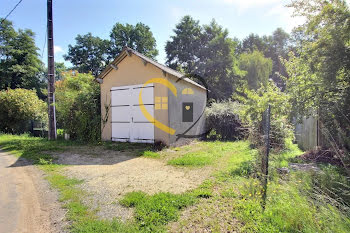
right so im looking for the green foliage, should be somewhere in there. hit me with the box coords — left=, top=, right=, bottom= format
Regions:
left=285, top=0, right=350, bottom=166
left=232, top=173, right=350, bottom=233
left=239, top=50, right=273, bottom=90
left=237, top=28, right=291, bottom=89
left=0, top=19, right=44, bottom=97
left=64, top=33, right=110, bottom=76
left=230, top=160, right=256, bottom=177
left=235, top=81, right=293, bottom=149
left=0, top=89, right=47, bottom=133
left=54, top=62, right=68, bottom=81
left=165, top=15, right=202, bottom=72
left=238, top=33, right=269, bottom=54
left=55, top=72, right=100, bottom=142
left=64, top=22, right=158, bottom=75
left=166, top=16, right=241, bottom=99
left=205, top=100, right=247, bottom=140
left=109, top=22, right=158, bottom=60
left=310, top=165, right=350, bottom=213
left=120, top=191, right=196, bottom=232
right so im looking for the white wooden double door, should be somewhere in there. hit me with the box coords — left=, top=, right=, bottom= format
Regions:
left=111, top=84, right=154, bottom=143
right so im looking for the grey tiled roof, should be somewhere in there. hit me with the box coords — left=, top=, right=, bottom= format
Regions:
left=98, top=47, right=206, bottom=90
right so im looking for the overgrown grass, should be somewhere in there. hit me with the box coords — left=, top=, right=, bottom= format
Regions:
left=230, top=172, right=350, bottom=233
left=171, top=139, right=350, bottom=232
left=270, top=139, right=304, bottom=168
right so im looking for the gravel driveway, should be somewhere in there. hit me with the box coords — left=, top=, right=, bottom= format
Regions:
left=52, top=147, right=209, bottom=220
left=0, top=150, right=66, bottom=233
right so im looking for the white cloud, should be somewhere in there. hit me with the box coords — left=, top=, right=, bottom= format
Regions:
left=54, top=45, right=64, bottom=54
left=265, top=3, right=306, bottom=32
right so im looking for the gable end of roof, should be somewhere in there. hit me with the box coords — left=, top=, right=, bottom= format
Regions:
left=98, top=47, right=206, bottom=90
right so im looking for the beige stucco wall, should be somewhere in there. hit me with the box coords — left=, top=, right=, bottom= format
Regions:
left=100, top=54, right=170, bottom=145
left=167, top=75, right=207, bottom=145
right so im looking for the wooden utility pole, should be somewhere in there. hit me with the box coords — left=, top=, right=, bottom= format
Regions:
left=47, top=0, right=57, bottom=140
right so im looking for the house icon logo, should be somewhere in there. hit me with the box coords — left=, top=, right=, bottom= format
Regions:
left=139, top=74, right=209, bottom=141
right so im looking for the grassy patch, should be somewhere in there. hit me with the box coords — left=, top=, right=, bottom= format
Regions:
left=119, top=191, right=147, bottom=207
left=0, top=133, right=77, bottom=164
left=141, top=150, right=160, bottom=159
left=270, top=139, right=304, bottom=168
left=168, top=151, right=214, bottom=166
left=167, top=141, right=252, bottom=167
left=120, top=191, right=196, bottom=232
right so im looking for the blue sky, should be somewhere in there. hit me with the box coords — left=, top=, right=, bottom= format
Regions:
left=1, top=0, right=305, bottom=66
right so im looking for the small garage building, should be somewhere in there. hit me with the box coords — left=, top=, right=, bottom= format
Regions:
left=98, top=47, right=207, bottom=146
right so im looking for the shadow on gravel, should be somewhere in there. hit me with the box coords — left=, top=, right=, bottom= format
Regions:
left=0, top=136, right=163, bottom=167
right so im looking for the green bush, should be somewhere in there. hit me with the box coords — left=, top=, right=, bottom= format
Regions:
left=205, top=101, right=247, bottom=140
left=0, top=88, right=47, bottom=133
left=56, top=71, right=100, bottom=142
left=234, top=82, right=294, bottom=150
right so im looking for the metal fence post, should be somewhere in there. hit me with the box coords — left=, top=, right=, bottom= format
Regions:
left=262, top=104, right=271, bottom=210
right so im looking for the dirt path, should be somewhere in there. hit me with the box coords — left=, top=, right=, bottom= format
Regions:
left=53, top=148, right=211, bottom=220
left=0, top=150, right=66, bottom=233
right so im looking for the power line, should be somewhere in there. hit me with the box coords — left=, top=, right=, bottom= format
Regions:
left=0, top=0, right=24, bottom=24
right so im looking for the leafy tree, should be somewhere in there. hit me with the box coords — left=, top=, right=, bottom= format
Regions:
left=65, top=23, right=158, bottom=75
left=55, top=71, right=100, bottom=142
left=237, top=33, right=269, bottom=54
left=54, top=62, right=67, bottom=80
left=109, top=22, right=158, bottom=60
left=239, top=50, right=273, bottom=90
left=198, top=20, right=241, bottom=99
left=0, top=88, right=47, bottom=133
left=166, top=17, right=242, bottom=99
left=238, top=29, right=291, bottom=89
left=0, top=19, right=44, bottom=95
left=64, top=33, right=109, bottom=76
left=285, top=0, right=350, bottom=166
left=266, top=28, right=290, bottom=89
left=234, top=81, right=293, bottom=150
left=166, top=16, right=202, bottom=72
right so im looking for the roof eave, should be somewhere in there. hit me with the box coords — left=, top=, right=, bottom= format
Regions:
left=98, top=50, right=128, bottom=79
left=97, top=47, right=207, bottom=91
